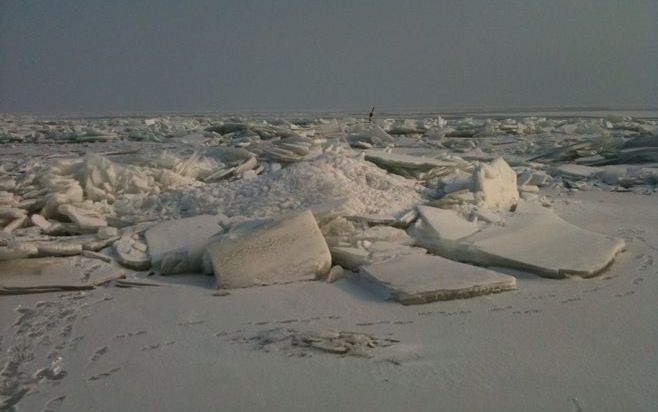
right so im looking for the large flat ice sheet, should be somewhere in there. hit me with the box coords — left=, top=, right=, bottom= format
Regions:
left=361, top=254, right=516, bottom=305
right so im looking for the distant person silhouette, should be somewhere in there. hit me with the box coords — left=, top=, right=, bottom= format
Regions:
left=368, top=107, right=375, bottom=123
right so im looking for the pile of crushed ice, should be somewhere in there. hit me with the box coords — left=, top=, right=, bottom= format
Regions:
left=156, top=149, right=423, bottom=219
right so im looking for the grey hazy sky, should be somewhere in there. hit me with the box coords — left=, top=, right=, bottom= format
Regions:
left=1, top=0, right=657, bottom=114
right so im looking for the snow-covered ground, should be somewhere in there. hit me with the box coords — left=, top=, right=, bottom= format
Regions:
left=1, top=111, right=657, bottom=411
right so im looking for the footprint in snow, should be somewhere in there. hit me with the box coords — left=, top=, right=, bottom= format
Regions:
left=89, top=346, right=108, bottom=363
left=88, top=367, right=120, bottom=382
left=42, top=395, right=66, bottom=412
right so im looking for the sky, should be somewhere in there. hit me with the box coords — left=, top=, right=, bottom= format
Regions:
left=1, top=0, right=657, bottom=114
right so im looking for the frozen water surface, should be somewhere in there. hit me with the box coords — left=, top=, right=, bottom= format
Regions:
left=1, top=110, right=657, bottom=411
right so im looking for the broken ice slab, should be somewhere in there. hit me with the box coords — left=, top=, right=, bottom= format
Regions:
left=205, top=210, right=331, bottom=289
left=366, top=241, right=427, bottom=263
left=0, top=256, right=124, bottom=294
left=114, top=235, right=151, bottom=271
left=145, top=214, right=225, bottom=275
left=345, top=208, right=419, bottom=229
left=326, top=265, right=346, bottom=283
left=428, top=189, right=476, bottom=208
left=0, top=206, right=27, bottom=220
left=329, top=241, right=427, bottom=272
left=235, top=156, right=258, bottom=174
left=554, top=164, right=604, bottom=179
left=347, top=125, right=395, bottom=147
left=361, top=254, right=516, bottom=305
left=58, top=204, right=108, bottom=230
left=30, top=214, right=53, bottom=231
left=465, top=204, right=625, bottom=278
left=599, top=165, right=629, bottom=185
left=354, top=226, right=414, bottom=245
left=2, top=215, right=28, bottom=234
left=364, top=151, right=456, bottom=176
left=0, top=175, right=17, bottom=191
left=409, top=206, right=479, bottom=259
left=516, top=170, right=553, bottom=187
left=410, top=203, right=625, bottom=279
left=203, top=167, right=236, bottom=182
left=329, top=246, right=371, bottom=271
left=0, top=243, right=39, bottom=261
left=345, top=214, right=398, bottom=226
left=262, top=145, right=304, bottom=163
left=586, top=147, right=658, bottom=166
left=36, top=241, right=83, bottom=257
left=309, top=198, right=352, bottom=225
left=526, top=142, right=593, bottom=163
left=351, top=141, right=373, bottom=149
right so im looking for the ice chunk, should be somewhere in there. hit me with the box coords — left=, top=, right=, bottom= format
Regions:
left=600, top=166, right=628, bottom=185
left=0, top=256, right=124, bottom=294
left=0, top=243, right=39, bottom=261
left=326, top=265, right=346, bottom=283
left=40, top=176, right=85, bottom=218
left=518, top=185, right=539, bottom=193
left=354, top=226, right=414, bottom=245
left=58, top=204, right=108, bottom=230
left=361, top=254, right=516, bottom=305
left=329, top=246, right=371, bottom=270
left=330, top=239, right=427, bottom=271
left=3, top=215, right=27, bottom=234
left=205, top=210, right=331, bottom=288
left=518, top=185, right=540, bottom=200
left=347, top=124, right=395, bottom=147
left=145, top=214, right=224, bottom=274
left=97, top=226, right=119, bottom=239
left=203, top=167, right=236, bottom=182
left=37, top=241, right=83, bottom=257
left=555, top=164, right=604, bottom=179
left=82, top=250, right=112, bottom=263
left=473, top=206, right=501, bottom=224
left=440, top=169, right=474, bottom=194
left=364, top=151, right=455, bottom=177
left=346, top=214, right=398, bottom=226
left=366, top=241, right=427, bottom=263
left=430, top=189, right=476, bottom=208
left=387, top=119, right=427, bottom=135
left=31, top=214, right=53, bottom=231
left=409, top=206, right=479, bottom=258
left=473, top=157, right=519, bottom=211
left=411, top=202, right=625, bottom=278
left=0, top=191, right=16, bottom=206
left=0, top=176, right=16, bottom=192
left=0, top=206, right=26, bottom=219
left=114, top=235, right=151, bottom=270
left=465, top=204, right=625, bottom=278
left=79, top=154, right=177, bottom=202
left=83, top=234, right=119, bottom=252
left=235, top=156, right=258, bottom=175
left=517, top=170, right=553, bottom=187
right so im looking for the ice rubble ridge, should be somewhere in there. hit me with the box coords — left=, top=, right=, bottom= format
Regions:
left=1, top=148, right=626, bottom=304
left=1, top=113, right=656, bottom=144
left=1, top=112, right=653, bottom=299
